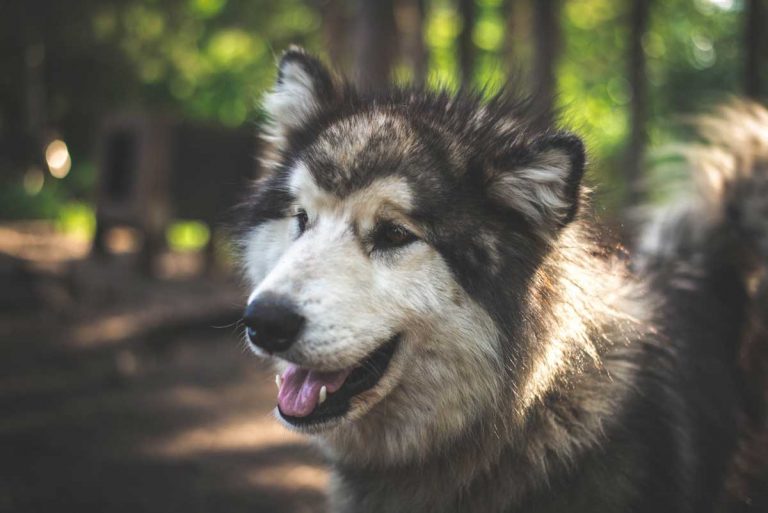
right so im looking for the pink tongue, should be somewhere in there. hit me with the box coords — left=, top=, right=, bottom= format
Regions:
left=277, top=364, right=352, bottom=417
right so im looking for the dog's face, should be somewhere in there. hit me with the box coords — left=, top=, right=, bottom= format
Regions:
left=237, top=49, right=585, bottom=462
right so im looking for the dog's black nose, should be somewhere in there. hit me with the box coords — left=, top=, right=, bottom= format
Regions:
left=243, top=294, right=305, bottom=353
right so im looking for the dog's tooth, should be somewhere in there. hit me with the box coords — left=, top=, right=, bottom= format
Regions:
left=275, top=374, right=282, bottom=390
left=319, top=385, right=327, bottom=405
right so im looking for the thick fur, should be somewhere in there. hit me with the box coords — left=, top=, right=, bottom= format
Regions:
left=234, top=49, right=768, bottom=513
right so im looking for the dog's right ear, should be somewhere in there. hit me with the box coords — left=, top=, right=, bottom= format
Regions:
left=485, top=133, right=586, bottom=232
left=262, top=47, right=336, bottom=146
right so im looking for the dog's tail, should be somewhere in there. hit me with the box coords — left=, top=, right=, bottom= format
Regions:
left=636, top=101, right=768, bottom=273
left=636, top=101, right=768, bottom=325
left=636, top=100, right=768, bottom=507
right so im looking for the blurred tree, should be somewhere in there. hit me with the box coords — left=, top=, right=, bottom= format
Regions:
left=458, top=0, right=477, bottom=86
left=353, top=0, right=397, bottom=88
left=22, top=43, right=46, bottom=155
left=472, top=0, right=508, bottom=92
left=531, top=0, right=562, bottom=128
left=0, top=0, right=758, bottom=222
left=744, top=0, right=765, bottom=98
left=626, top=0, right=651, bottom=208
left=649, top=0, right=741, bottom=121
left=314, top=0, right=352, bottom=72
left=396, top=0, right=429, bottom=87
left=1, top=0, right=323, bottom=220
left=501, top=0, right=517, bottom=72
left=423, top=0, right=460, bottom=89
left=503, top=0, right=534, bottom=91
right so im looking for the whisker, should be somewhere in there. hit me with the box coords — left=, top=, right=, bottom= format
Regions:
left=211, top=318, right=243, bottom=330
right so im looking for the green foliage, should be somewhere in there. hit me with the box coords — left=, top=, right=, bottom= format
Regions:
left=557, top=0, right=744, bottom=210
left=0, top=182, right=65, bottom=220
left=648, top=0, right=742, bottom=135
left=98, top=0, right=321, bottom=126
left=473, top=0, right=507, bottom=92
left=56, top=202, right=97, bottom=240
left=1, top=0, right=752, bottom=223
left=167, top=220, right=211, bottom=252
left=558, top=0, right=630, bottom=210
left=425, top=0, right=462, bottom=90
left=418, top=0, right=745, bottom=214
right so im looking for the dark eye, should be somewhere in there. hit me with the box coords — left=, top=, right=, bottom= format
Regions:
left=295, top=209, right=308, bottom=235
left=373, top=222, right=418, bottom=250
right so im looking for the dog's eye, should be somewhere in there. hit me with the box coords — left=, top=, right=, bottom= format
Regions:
left=295, top=209, right=309, bottom=235
left=373, top=222, right=417, bottom=250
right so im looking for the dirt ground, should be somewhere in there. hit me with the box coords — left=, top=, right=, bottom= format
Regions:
left=0, top=278, right=328, bottom=513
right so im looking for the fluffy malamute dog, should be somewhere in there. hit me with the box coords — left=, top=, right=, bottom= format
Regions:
left=234, top=48, right=768, bottom=512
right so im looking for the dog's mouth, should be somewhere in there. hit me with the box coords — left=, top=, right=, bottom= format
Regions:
left=276, top=335, right=400, bottom=427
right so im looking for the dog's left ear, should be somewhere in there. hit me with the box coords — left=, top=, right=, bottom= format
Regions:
left=486, top=133, right=586, bottom=230
left=262, top=47, right=337, bottom=146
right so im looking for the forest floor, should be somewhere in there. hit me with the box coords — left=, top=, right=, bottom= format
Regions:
left=0, top=229, right=328, bottom=513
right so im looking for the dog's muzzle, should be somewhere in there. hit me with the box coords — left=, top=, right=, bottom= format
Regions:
left=243, top=293, right=305, bottom=353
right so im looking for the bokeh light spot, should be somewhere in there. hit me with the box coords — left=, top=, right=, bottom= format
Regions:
left=45, top=139, right=72, bottom=178
left=167, top=220, right=211, bottom=252
left=23, top=167, right=45, bottom=195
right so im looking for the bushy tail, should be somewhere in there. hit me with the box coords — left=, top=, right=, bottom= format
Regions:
left=637, top=101, right=768, bottom=272
left=638, top=101, right=768, bottom=509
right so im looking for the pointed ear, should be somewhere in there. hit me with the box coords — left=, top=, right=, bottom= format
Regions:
left=486, top=133, right=586, bottom=230
left=262, top=47, right=336, bottom=145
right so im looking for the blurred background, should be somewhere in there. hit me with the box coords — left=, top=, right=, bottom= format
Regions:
left=0, top=0, right=765, bottom=511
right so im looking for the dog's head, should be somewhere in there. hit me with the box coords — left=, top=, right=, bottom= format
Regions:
left=236, top=48, right=586, bottom=463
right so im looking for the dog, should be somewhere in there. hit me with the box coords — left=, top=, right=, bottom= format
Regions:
left=233, top=48, right=768, bottom=512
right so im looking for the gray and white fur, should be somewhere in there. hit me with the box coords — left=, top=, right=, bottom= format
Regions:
left=233, top=49, right=768, bottom=513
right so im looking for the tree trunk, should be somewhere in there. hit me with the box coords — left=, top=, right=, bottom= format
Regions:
left=316, top=0, right=350, bottom=72
left=744, top=0, right=765, bottom=99
left=395, top=0, right=428, bottom=87
left=625, top=0, right=650, bottom=208
left=501, top=0, right=515, bottom=76
left=353, top=0, right=397, bottom=89
left=458, top=0, right=476, bottom=87
left=530, top=0, right=562, bottom=129
left=24, top=42, right=46, bottom=143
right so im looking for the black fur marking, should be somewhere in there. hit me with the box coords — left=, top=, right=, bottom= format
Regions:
left=277, top=47, right=337, bottom=107
left=534, top=132, right=586, bottom=226
left=228, top=168, right=295, bottom=245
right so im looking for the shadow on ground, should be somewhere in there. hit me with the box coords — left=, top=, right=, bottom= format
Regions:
left=0, top=306, right=328, bottom=513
